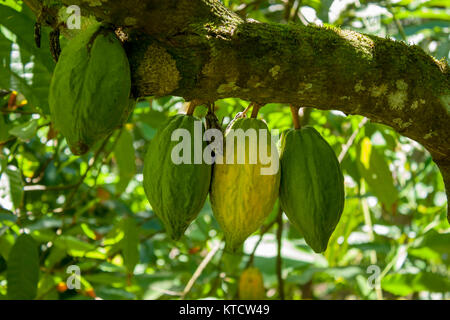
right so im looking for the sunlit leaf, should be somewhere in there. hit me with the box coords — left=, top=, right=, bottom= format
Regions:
left=7, top=234, right=39, bottom=300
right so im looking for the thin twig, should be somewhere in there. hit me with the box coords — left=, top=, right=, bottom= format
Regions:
left=289, top=105, right=301, bottom=129
left=276, top=207, right=285, bottom=300
left=360, top=182, right=383, bottom=300
left=236, top=0, right=265, bottom=17
left=92, top=129, right=124, bottom=189
left=386, top=0, right=407, bottom=42
left=338, top=117, right=368, bottom=163
left=245, top=219, right=277, bottom=268
left=242, top=102, right=254, bottom=116
left=250, top=103, right=261, bottom=118
left=284, top=0, right=295, bottom=22
left=61, top=134, right=112, bottom=212
left=181, top=241, right=221, bottom=299
left=291, top=0, right=302, bottom=23
left=186, top=99, right=201, bottom=115
left=206, top=249, right=227, bottom=296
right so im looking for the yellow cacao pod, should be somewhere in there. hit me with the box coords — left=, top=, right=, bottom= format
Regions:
left=210, top=118, right=280, bottom=251
left=239, top=267, right=265, bottom=300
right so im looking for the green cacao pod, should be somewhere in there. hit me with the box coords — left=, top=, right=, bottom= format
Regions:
left=143, top=114, right=212, bottom=240
left=239, top=267, right=265, bottom=300
left=279, top=127, right=345, bottom=253
left=210, top=118, right=280, bottom=251
left=49, top=23, right=132, bottom=155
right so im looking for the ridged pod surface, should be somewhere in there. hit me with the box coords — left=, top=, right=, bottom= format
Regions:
left=238, top=267, right=265, bottom=300
left=143, top=114, right=212, bottom=240
left=210, top=118, right=280, bottom=251
left=279, top=127, right=345, bottom=253
left=49, top=23, right=132, bottom=155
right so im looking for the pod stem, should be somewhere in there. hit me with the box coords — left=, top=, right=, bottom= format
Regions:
left=186, top=99, right=201, bottom=115
left=290, top=105, right=301, bottom=129
left=250, top=103, right=261, bottom=118
left=241, top=102, right=253, bottom=116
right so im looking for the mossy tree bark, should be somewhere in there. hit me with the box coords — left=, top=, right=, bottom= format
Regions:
left=25, top=0, right=450, bottom=220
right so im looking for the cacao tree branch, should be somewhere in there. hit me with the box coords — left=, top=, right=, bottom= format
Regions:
left=26, top=0, right=450, bottom=218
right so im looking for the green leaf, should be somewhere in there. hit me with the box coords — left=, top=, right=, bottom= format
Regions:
left=8, top=119, right=38, bottom=140
left=54, top=235, right=96, bottom=253
left=0, top=209, right=17, bottom=223
left=413, top=230, right=450, bottom=255
left=0, top=116, right=12, bottom=143
left=358, top=138, right=398, bottom=206
left=7, top=234, right=39, bottom=300
left=84, top=273, right=127, bottom=285
left=80, top=223, right=97, bottom=240
left=114, top=129, right=136, bottom=194
left=0, top=233, right=14, bottom=260
left=138, top=109, right=169, bottom=129
left=3, top=166, right=24, bottom=210
left=121, top=217, right=139, bottom=273
left=382, top=272, right=450, bottom=296
left=0, top=5, right=54, bottom=113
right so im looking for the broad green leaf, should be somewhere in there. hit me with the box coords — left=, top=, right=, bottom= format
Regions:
left=0, top=116, right=12, bottom=142
left=54, top=235, right=96, bottom=254
left=37, top=274, right=58, bottom=300
left=138, top=109, right=169, bottom=129
left=358, top=138, right=398, bottom=206
left=0, top=0, right=22, bottom=11
left=0, top=233, right=14, bottom=259
left=418, top=230, right=450, bottom=254
left=0, top=5, right=54, bottom=113
left=0, top=209, right=17, bottom=222
left=84, top=273, right=127, bottom=285
left=8, top=119, right=38, bottom=140
left=95, top=287, right=136, bottom=300
left=394, top=8, right=450, bottom=21
left=80, top=223, right=97, bottom=240
left=121, top=217, right=139, bottom=273
left=7, top=234, right=39, bottom=300
left=382, top=272, right=450, bottom=296
left=4, top=166, right=23, bottom=210
left=114, top=129, right=136, bottom=194
left=325, top=198, right=364, bottom=265
left=44, top=246, right=67, bottom=269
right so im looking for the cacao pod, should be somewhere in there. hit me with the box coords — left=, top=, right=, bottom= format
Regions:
left=279, top=127, right=345, bottom=253
left=143, top=114, right=212, bottom=240
left=238, top=267, right=265, bottom=300
left=49, top=23, right=132, bottom=155
left=210, top=118, right=280, bottom=251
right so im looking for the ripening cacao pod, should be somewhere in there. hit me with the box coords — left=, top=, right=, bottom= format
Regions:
left=143, top=114, right=212, bottom=240
left=238, top=267, right=265, bottom=300
left=49, top=23, right=132, bottom=155
left=279, top=127, right=345, bottom=253
left=210, top=118, right=280, bottom=251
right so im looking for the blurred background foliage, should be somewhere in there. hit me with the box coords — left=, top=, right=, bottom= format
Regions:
left=0, top=0, right=449, bottom=300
